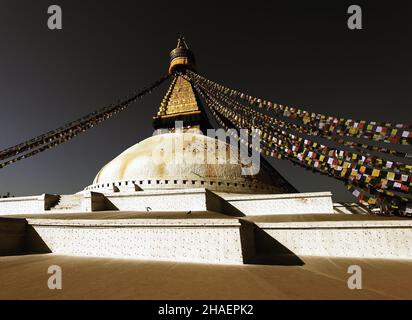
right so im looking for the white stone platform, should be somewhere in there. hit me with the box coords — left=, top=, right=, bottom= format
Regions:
left=0, top=194, right=59, bottom=215
left=219, top=191, right=333, bottom=215
left=250, top=214, right=412, bottom=260
left=0, top=189, right=334, bottom=216
left=2, top=212, right=412, bottom=264
left=23, top=212, right=255, bottom=265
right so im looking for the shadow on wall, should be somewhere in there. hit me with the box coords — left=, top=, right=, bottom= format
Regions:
left=247, top=225, right=305, bottom=266
left=102, top=197, right=118, bottom=211
left=0, top=218, right=51, bottom=256
left=90, top=192, right=119, bottom=211
left=0, top=218, right=27, bottom=256
left=25, top=225, right=52, bottom=254
left=205, top=190, right=245, bottom=217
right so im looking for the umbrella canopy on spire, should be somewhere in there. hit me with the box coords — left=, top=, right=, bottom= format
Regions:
left=168, top=36, right=197, bottom=74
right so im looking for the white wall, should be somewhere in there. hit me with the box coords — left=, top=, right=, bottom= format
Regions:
left=27, top=218, right=249, bottom=264
left=257, top=219, right=412, bottom=259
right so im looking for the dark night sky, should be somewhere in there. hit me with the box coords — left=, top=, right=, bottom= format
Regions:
left=0, top=0, right=411, bottom=201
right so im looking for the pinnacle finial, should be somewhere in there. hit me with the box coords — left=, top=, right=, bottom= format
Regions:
left=177, top=35, right=189, bottom=49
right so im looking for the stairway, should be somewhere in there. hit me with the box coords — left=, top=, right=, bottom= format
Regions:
left=52, top=195, right=82, bottom=212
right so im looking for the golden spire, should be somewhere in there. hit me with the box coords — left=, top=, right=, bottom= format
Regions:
left=153, top=37, right=208, bottom=132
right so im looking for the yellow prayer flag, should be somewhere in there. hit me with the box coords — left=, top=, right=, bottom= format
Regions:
left=368, top=198, right=377, bottom=205
left=372, top=169, right=380, bottom=177
left=387, top=172, right=395, bottom=180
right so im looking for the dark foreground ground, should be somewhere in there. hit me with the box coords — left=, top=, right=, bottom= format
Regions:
left=1, top=254, right=411, bottom=299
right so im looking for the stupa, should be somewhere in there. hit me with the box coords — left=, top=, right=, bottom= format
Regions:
left=1, top=38, right=411, bottom=266
left=85, top=37, right=296, bottom=195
